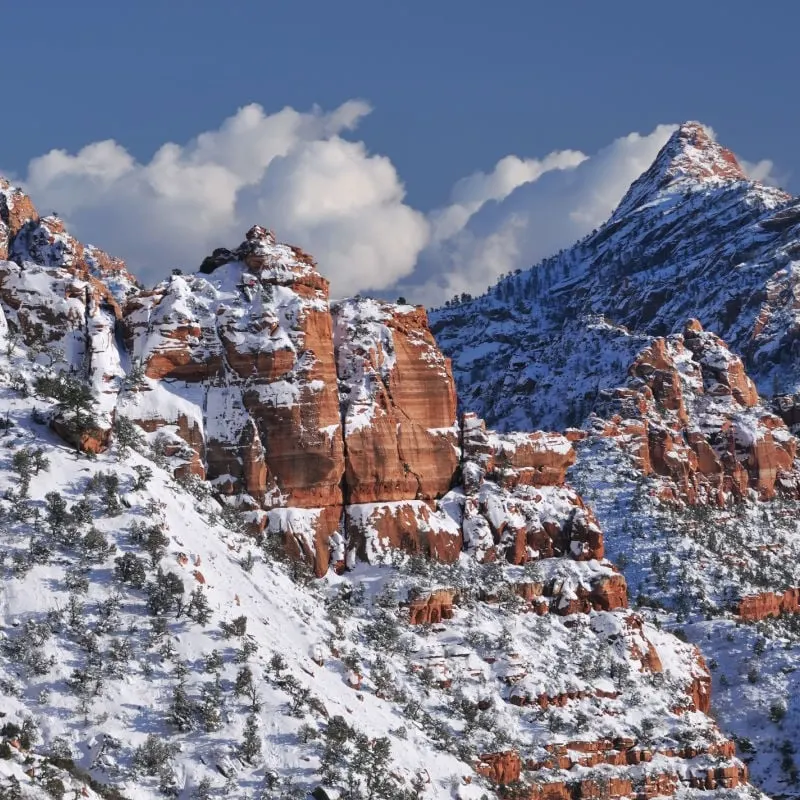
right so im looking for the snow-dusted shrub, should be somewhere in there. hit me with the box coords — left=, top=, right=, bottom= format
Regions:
left=132, top=734, right=178, bottom=776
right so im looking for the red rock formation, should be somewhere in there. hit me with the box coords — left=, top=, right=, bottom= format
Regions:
left=546, top=574, right=628, bottom=615
left=267, top=506, right=343, bottom=578
left=333, top=298, right=459, bottom=505
left=0, top=178, right=38, bottom=261
left=589, top=574, right=629, bottom=612
left=683, top=320, right=758, bottom=407
left=460, top=413, right=604, bottom=566
left=121, top=228, right=346, bottom=574
left=407, top=588, right=457, bottom=625
left=475, top=750, right=521, bottom=785
left=595, top=320, right=799, bottom=505
left=347, top=501, right=461, bottom=565
left=50, top=416, right=111, bottom=454
left=735, top=587, right=800, bottom=620
left=462, top=414, right=576, bottom=489
left=687, top=654, right=712, bottom=715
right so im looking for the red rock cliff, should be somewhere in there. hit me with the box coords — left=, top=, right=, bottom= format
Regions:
left=594, top=320, right=798, bottom=505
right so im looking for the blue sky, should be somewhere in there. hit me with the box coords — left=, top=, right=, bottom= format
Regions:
left=3, top=0, right=798, bottom=299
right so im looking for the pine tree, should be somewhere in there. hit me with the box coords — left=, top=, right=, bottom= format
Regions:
left=187, top=587, right=212, bottom=625
left=44, top=491, right=68, bottom=535
left=11, top=448, right=33, bottom=498
left=169, top=677, right=194, bottom=732
left=132, top=464, right=153, bottom=491
left=205, top=649, right=224, bottom=673
left=199, top=673, right=224, bottom=732
left=144, top=526, right=170, bottom=568
left=234, top=665, right=254, bottom=698
left=35, top=373, right=98, bottom=436
left=239, top=713, right=262, bottom=764
left=220, top=614, right=247, bottom=638
left=192, top=777, right=214, bottom=800
left=113, top=415, right=145, bottom=457
left=114, top=552, right=147, bottom=588
left=31, top=448, right=50, bottom=475
left=234, top=665, right=261, bottom=711
left=123, top=358, right=147, bottom=392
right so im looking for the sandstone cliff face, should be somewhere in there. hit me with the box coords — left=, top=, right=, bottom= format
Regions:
left=594, top=320, right=799, bottom=505
left=734, top=587, right=800, bottom=621
left=332, top=297, right=458, bottom=504
left=119, top=226, right=346, bottom=575
left=332, top=297, right=463, bottom=563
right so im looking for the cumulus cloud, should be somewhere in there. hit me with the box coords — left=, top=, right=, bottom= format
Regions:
left=398, top=124, right=678, bottom=304
left=738, top=157, right=785, bottom=187
left=21, top=101, right=429, bottom=295
left=13, top=109, right=782, bottom=305
left=429, top=150, right=587, bottom=243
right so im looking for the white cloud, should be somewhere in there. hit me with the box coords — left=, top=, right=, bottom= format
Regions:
left=400, top=124, right=679, bottom=304
left=429, top=150, right=587, bottom=243
left=14, top=110, right=782, bottom=305
left=21, top=101, right=428, bottom=294
left=738, top=157, right=783, bottom=187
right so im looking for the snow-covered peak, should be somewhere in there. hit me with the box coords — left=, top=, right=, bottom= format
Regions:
left=199, top=224, right=327, bottom=292
left=612, top=121, right=754, bottom=219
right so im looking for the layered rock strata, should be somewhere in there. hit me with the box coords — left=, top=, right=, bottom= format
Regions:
left=593, top=320, right=799, bottom=505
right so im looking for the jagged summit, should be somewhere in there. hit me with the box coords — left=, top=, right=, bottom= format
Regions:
left=198, top=223, right=324, bottom=290
left=0, top=175, right=138, bottom=302
left=612, top=121, right=752, bottom=219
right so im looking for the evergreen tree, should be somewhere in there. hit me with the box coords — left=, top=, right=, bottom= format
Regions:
left=239, top=713, right=262, bottom=764
left=169, top=676, right=194, bottom=732
left=113, top=415, right=145, bottom=457
left=114, top=552, right=147, bottom=588
left=186, top=586, right=212, bottom=625
left=35, top=373, right=98, bottom=436
left=198, top=673, right=224, bottom=732
left=11, top=448, right=33, bottom=497
left=132, top=464, right=153, bottom=491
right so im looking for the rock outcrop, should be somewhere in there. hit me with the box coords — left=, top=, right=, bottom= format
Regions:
left=120, top=226, right=346, bottom=574
left=475, top=750, right=522, bottom=785
left=593, top=321, right=799, bottom=505
left=460, top=413, right=603, bottom=564
left=0, top=178, right=38, bottom=261
left=734, top=587, right=800, bottom=621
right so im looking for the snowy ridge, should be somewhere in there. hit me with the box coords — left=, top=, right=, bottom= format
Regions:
left=430, top=123, right=800, bottom=431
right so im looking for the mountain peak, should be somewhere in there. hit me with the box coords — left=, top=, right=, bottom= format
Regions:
left=612, top=121, right=748, bottom=218
left=661, top=121, right=746, bottom=181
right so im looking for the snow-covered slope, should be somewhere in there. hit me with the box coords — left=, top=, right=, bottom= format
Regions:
left=0, top=172, right=764, bottom=799
left=566, top=323, right=800, bottom=798
left=0, top=355, right=756, bottom=799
